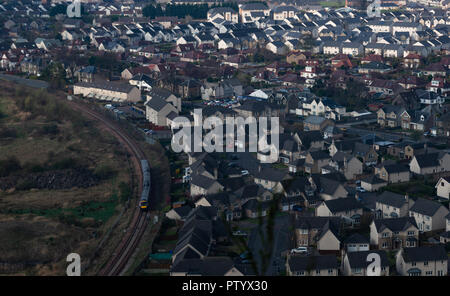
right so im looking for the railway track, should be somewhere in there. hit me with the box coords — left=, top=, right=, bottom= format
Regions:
left=66, top=101, right=150, bottom=276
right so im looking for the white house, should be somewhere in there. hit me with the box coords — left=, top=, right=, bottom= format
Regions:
left=266, top=41, right=288, bottom=55
left=323, top=42, right=341, bottom=55
left=342, top=43, right=363, bottom=56
left=435, top=177, right=450, bottom=200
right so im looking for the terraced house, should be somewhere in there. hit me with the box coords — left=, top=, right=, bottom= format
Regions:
left=73, top=81, right=141, bottom=102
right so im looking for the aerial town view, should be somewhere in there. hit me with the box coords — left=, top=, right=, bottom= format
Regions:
left=0, top=0, right=449, bottom=281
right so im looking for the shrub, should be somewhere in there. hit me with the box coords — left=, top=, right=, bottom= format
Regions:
left=0, top=156, right=22, bottom=177
left=16, top=179, right=34, bottom=190
left=93, top=164, right=117, bottom=180
left=23, top=162, right=46, bottom=173
left=40, top=124, right=59, bottom=136
left=119, top=181, right=132, bottom=202
left=52, top=157, right=78, bottom=170
left=0, top=127, right=18, bottom=139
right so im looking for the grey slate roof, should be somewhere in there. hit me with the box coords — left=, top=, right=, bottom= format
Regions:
left=383, top=164, right=409, bottom=174
left=190, top=174, right=218, bottom=190
left=288, top=255, right=338, bottom=272
left=401, top=245, right=447, bottom=263
left=75, top=81, right=136, bottom=93
left=323, top=198, right=363, bottom=214
left=376, top=191, right=407, bottom=208
left=362, top=175, right=387, bottom=185
left=173, top=205, right=194, bottom=219
left=144, top=96, right=169, bottom=111
left=344, top=233, right=369, bottom=244
left=347, top=250, right=389, bottom=268
left=171, top=257, right=236, bottom=275
left=409, top=198, right=446, bottom=216
left=309, top=150, right=331, bottom=160
left=241, top=3, right=268, bottom=10
left=253, top=167, right=289, bottom=182
left=413, top=152, right=440, bottom=168
left=374, top=217, right=418, bottom=233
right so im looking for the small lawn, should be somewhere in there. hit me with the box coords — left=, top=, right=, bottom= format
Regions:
left=381, top=180, right=435, bottom=199
left=320, top=1, right=345, bottom=7
left=272, top=163, right=288, bottom=169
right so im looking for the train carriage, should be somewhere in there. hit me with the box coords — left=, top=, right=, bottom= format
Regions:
left=140, top=159, right=151, bottom=210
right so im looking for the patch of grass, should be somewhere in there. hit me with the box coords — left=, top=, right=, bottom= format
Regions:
left=272, top=163, right=288, bottom=169
left=381, top=181, right=435, bottom=198
left=68, top=194, right=118, bottom=223
left=3, top=194, right=119, bottom=225
left=320, top=1, right=345, bottom=7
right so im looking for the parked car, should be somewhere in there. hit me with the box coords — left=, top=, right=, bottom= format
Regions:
left=292, top=205, right=303, bottom=212
left=240, top=251, right=249, bottom=259
left=290, top=247, right=308, bottom=254
left=356, top=186, right=366, bottom=193
left=232, top=230, right=248, bottom=236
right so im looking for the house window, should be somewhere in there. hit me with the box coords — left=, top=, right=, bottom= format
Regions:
left=412, top=262, right=416, bottom=266
left=426, top=271, right=433, bottom=275
left=424, top=261, right=428, bottom=266
left=316, top=270, right=320, bottom=275
left=328, top=269, right=333, bottom=274
left=382, top=242, right=388, bottom=248
left=407, top=231, right=415, bottom=236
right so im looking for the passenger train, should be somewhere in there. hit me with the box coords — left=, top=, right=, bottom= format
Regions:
left=140, top=159, right=151, bottom=210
